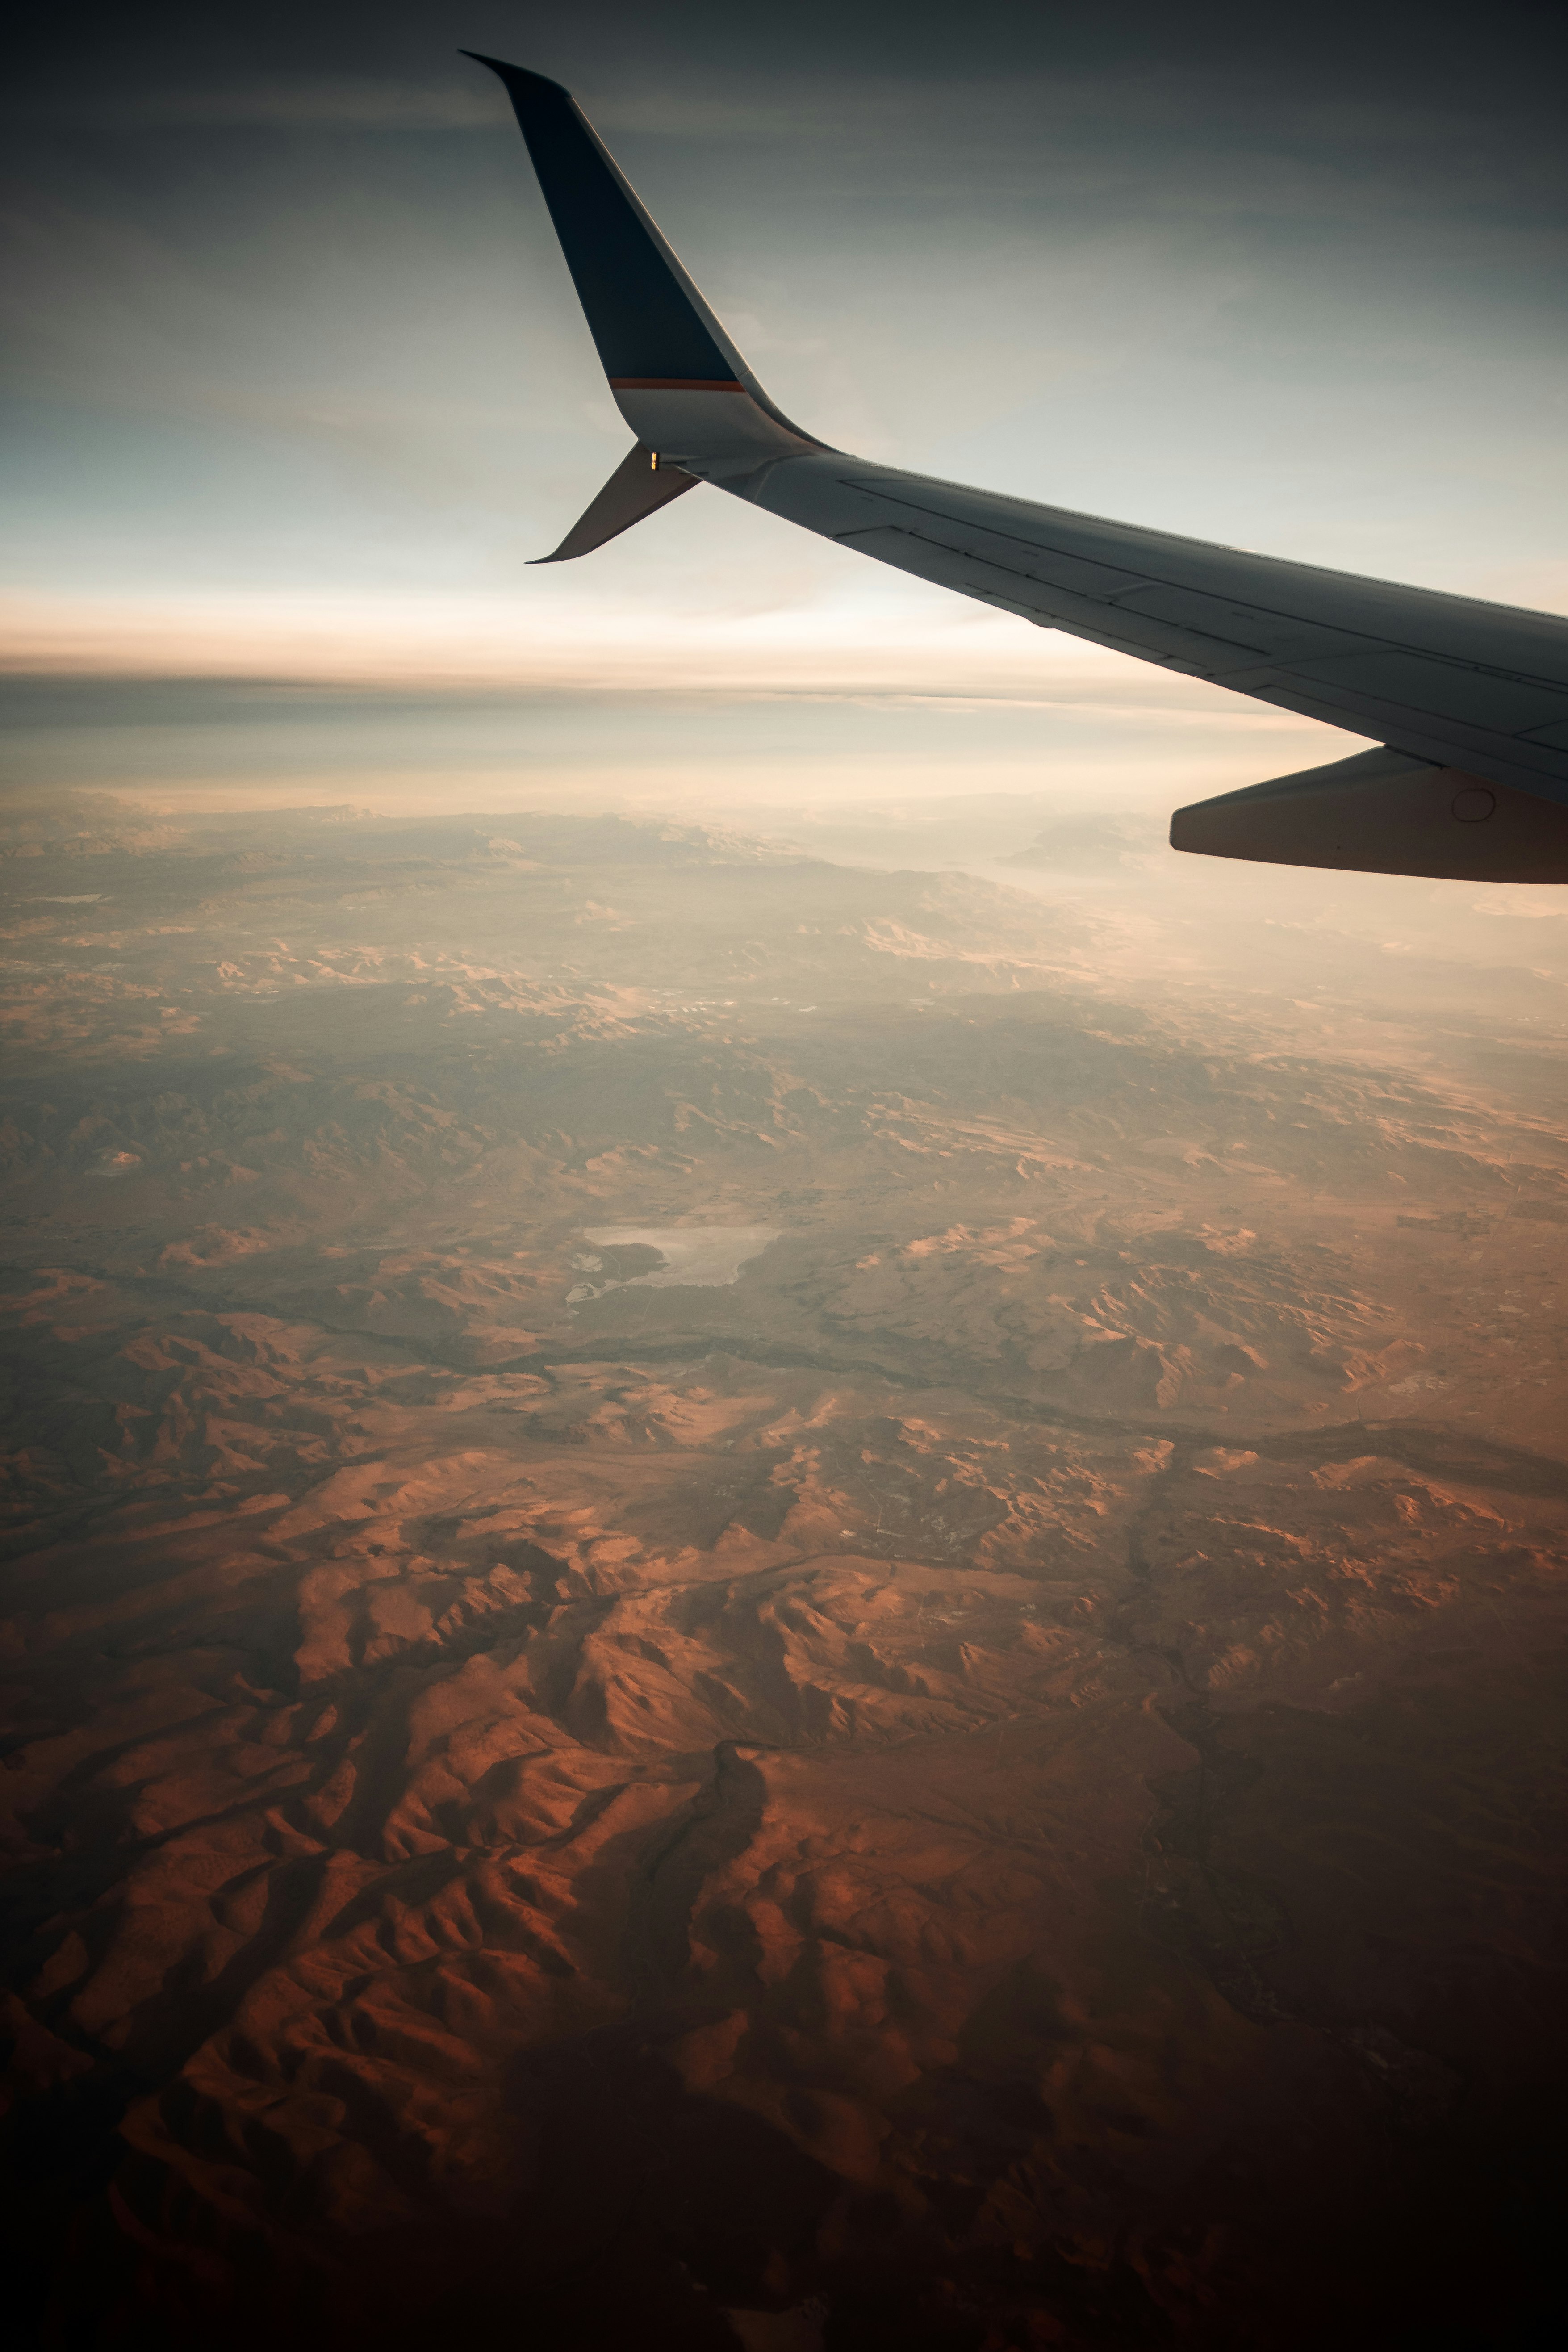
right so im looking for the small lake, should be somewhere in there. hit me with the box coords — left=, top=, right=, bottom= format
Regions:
left=567, top=1225, right=780, bottom=1303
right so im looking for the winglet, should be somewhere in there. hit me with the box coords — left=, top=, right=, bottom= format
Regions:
left=462, top=52, right=821, bottom=466
left=531, top=442, right=698, bottom=563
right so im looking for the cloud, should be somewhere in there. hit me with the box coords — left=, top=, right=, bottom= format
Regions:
left=0, top=584, right=1351, bottom=751
left=8, top=80, right=500, bottom=132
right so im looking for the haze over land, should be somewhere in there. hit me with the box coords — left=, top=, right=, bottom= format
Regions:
left=2, top=784, right=1565, bottom=2347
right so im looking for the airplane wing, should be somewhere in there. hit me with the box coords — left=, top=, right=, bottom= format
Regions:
left=466, top=54, right=1568, bottom=883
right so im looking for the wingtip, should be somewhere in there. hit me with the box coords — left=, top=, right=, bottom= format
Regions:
left=457, top=51, right=572, bottom=99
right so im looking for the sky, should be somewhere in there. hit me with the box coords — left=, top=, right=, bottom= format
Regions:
left=4, top=0, right=1568, bottom=818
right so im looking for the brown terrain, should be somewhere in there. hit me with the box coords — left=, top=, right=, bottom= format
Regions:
left=2, top=789, right=1566, bottom=2348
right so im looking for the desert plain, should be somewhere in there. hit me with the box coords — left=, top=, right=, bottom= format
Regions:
left=1, top=784, right=1565, bottom=2348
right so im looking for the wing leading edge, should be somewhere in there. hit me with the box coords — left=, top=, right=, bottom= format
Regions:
left=468, top=54, right=1568, bottom=883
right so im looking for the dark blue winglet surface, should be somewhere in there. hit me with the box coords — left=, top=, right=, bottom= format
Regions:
left=464, top=54, right=738, bottom=385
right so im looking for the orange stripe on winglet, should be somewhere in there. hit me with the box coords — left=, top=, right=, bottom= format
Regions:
left=609, top=377, right=747, bottom=392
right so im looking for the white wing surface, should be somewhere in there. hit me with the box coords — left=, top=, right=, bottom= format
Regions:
left=466, top=54, right=1568, bottom=883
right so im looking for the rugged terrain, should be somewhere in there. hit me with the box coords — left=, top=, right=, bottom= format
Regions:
left=2, top=792, right=1566, bottom=2348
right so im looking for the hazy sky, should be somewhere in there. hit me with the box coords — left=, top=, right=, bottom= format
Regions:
left=5, top=0, right=1567, bottom=813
